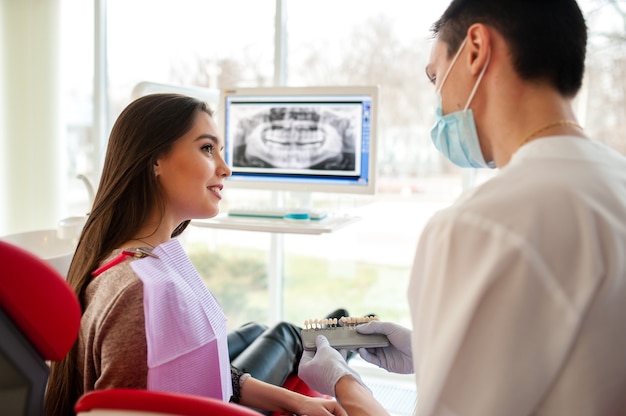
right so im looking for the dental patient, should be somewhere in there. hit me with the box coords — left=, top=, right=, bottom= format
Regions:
left=44, top=93, right=346, bottom=416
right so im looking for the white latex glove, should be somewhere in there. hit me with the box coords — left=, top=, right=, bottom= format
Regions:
left=298, top=335, right=369, bottom=397
left=356, top=321, right=414, bottom=374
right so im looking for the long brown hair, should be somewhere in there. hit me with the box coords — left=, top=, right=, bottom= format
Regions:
left=45, top=93, right=212, bottom=415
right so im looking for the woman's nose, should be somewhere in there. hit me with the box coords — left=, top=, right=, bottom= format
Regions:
left=219, top=158, right=232, bottom=178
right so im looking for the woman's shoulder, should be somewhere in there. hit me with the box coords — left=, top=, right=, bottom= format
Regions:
left=85, top=250, right=145, bottom=305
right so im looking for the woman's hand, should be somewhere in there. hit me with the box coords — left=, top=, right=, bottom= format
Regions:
left=236, top=373, right=347, bottom=415
left=295, top=396, right=347, bottom=416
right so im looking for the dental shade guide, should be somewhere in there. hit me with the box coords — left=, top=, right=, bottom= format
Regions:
left=300, top=316, right=390, bottom=351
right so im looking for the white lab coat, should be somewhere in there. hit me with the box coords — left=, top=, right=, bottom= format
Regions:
left=408, top=136, right=626, bottom=416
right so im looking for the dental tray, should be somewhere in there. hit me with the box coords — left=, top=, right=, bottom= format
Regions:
left=301, top=316, right=390, bottom=351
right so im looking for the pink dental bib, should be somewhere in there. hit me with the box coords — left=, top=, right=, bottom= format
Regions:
left=131, top=239, right=232, bottom=401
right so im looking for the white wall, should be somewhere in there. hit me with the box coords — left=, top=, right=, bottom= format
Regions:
left=0, top=0, right=64, bottom=236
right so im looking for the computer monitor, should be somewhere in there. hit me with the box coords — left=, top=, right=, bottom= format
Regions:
left=219, top=86, right=379, bottom=195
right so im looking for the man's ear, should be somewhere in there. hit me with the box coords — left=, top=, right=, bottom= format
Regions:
left=466, top=23, right=491, bottom=76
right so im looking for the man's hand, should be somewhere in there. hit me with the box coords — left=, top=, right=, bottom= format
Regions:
left=298, top=335, right=368, bottom=397
left=356, top=321, right=414, bottom=374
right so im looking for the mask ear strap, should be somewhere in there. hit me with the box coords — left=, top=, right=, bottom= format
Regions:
left=436, top=38, right=468, bottom=93
left=463, top=47, right=491, bottom=111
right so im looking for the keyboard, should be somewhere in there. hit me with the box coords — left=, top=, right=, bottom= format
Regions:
left=227, top=206, right=328, bottom=221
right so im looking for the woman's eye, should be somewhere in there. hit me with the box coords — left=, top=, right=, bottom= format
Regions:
left=201, top=144, right=214, bottom=155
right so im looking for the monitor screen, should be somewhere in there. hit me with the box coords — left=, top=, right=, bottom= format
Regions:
left=219, top=86, right=378, bottom=194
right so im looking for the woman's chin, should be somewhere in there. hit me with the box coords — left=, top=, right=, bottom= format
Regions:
left=188, top=209, right=220, bottom=221
left=205, top=207, right=221, bottom=219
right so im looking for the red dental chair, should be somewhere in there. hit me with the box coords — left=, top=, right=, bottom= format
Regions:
left=0, top=240, right=80, bottom=415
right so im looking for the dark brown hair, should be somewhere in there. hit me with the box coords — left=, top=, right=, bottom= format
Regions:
left=45, top=93, right=212, bottom=415
left=432, top=0, right=587, bottom=98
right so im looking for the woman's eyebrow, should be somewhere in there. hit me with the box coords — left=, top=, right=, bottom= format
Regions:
left=197, top=133, right=225, bottom=150
left=196, top=133, right=219, bottom=143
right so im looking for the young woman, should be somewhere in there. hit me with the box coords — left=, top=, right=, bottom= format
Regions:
left=45, top=93, right=345, bottom=416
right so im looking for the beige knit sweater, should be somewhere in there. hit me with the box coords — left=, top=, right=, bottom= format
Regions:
left=78, top=250, right=148, bottom=393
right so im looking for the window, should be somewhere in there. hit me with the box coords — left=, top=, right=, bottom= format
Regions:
left=61, top=0, right=95, bottom=218
left=278, top=0, right=460, bottom=327
left=55, top=0, right=626, bottom=330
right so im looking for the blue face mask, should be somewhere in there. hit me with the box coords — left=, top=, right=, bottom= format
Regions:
left=429, top=38, right=495, bottom=169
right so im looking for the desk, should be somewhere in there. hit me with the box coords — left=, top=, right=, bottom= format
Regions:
left=191, top=213, right=360, bottom=235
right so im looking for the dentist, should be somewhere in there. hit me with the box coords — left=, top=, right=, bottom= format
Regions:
left=298, top=0, right=626, bottom=415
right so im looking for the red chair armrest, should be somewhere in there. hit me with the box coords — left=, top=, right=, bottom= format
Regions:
left=75, top=389, right=262, bottom=415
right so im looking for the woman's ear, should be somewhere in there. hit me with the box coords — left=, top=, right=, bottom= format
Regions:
left=153, top=161, right=161, bottom=178
left=466, top=23, right=491, bottom=76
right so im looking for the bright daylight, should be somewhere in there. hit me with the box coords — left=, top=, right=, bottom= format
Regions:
left=2, top=1, right=626, bottom=415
